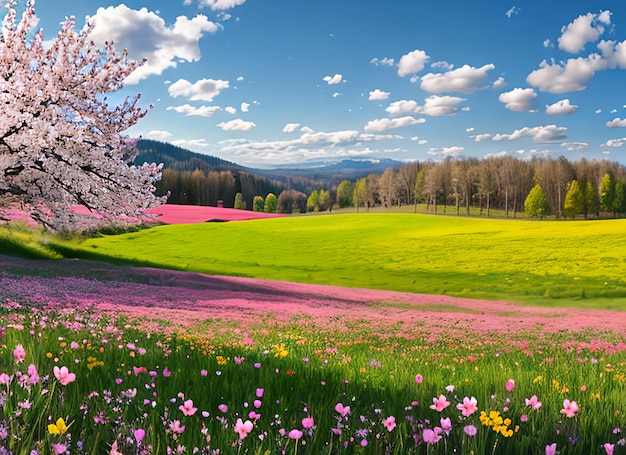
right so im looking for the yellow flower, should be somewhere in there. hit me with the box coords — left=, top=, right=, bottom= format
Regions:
left=216, top=355, right=229, bottom=366
left=533, top=375, right=543, bottom=383
left=273, top=344, right=288, bottom=358
left=48, top=418, right=67, bottom=435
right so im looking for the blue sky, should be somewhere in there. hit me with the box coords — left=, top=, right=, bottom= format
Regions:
left=27, top=0, right=626, bottom=168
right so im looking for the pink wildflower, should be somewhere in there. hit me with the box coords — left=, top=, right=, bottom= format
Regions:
left=218, top=404, right=228, bottom=413
left=525, top=395, right=542, bottom=410
left=422, top=428, right=442, bottom=444
left=169, top=420, right=185, bottom=434
left=13, top=344, right=25, bottom=363
left=53, top=366, right=76, bottom=386
left=134, top=429, right=146, bottom=443
left=456, top=396, right=478, bottom=417
left=302, top=417, right=315, bottom=429
left=440, top=417, right=452, bottom=435
left=560, top=399, right=579, bottom=418
left=415, top=374, right=423, bottom=384
left=234, top=418, right=253, bottom=439
left=335, top=402, right=351, bottom=417
left=429, top=394, right=450, bottom=412
left=27, top=364, right=39, bottom=384
left=382, top=416, right=396, bottom=431
left=179, top=399, right=198, bottom=416
left=464, top=425, right=477, bottom=437
left=289, top=429, right=303, bottom=440
left=0, top=373, right=11, bottom=385
left=51, top=443, right=67, bottom=455
left=256, top=388, right=265, bottom=398
left=545, top=443, right=557, bottom=455
left=604, top=443, right=615, bottom=455
left=505, top=379, right=515, bottom=392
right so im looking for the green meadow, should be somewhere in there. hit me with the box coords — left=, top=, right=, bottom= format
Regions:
left=46, top=213, right=626, bottom=309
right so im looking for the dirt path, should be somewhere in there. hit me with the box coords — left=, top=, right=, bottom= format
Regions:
left=1, top=254, right=625, bottom=337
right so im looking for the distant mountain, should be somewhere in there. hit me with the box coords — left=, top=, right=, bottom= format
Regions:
left=136, top=139, right=405, bottom=186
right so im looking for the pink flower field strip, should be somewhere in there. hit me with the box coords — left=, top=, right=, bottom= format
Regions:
left=2, top=254, right=626, bottom=340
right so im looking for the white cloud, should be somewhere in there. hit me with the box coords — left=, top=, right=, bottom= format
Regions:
left=561, top=142, right=588, bottom=151
left=428, top=146, right=464, bottom=158
left=508, top=125, right=568, bottom=143
left=466, top=127, right=475, bottom=132
left=505, top=6, right=521, bottom=18
left=370, top=57, right=395, bottom=66
left=385, top=96, right=465, bottom=117
left=397, top=49, right=429, bottom=77
left=88, top=5, right=220, bottom=84
left=199, top=0, right=247, bottom=11
left=607, top=118, right=626, bottom=127
left=217, top=119, right=256, bottom=131
left=241, top=102, right=250, bottom=112
left=526, top=56, right=603, bottom=93
left=144, top=130, right=173, bottom=141
left=498, top=88, right=537, bottom=112
left=546, top=99, right=578, bottom=115
left=166, top=104, right=222, bottom=117
left=543, top=39, right=553, bottom=48
left=492, top=77, right=507, bottom=89
left=168, top=78, right=229, bottom=102
left=420, top=64, right=495, bottom=94
left=604, top=138, right=626, bottom=147
left=558, top=11, right=610, bottom=54
left=474, top=133, right=492, bottom=142
left=323, top=74, right=343, bottom=85
left=172, top=138, right=210, bottom=149
left=225, top=106, right=237, bottom=114
left=596, top=109, right=603, bottom=114
left=369, top=89, right=390, bottom=101
left=611, top=108, right=618, bottom=113
left=484, top=151, right=508, bottom=159
left=283, top=123, right=301, bottom=133
left=363, top=116, right=424, bottom=132
left=431, top=61, right=454, bottom=70
left=300, top=126, right=314, bottom=134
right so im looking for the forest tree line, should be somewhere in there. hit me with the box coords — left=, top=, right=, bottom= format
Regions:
left=156, top=156, right=626, bottom=218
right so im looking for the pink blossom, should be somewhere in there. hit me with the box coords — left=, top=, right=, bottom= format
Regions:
left=382, top=416, right=396, bottom=432
left=53, top=366, right=76, bottom=386
left=302, top=417, right=315, bottom=429
left=248, top=411, right=261, bottom=420
left=464, top=425, right=477, bottom=437
left=134, top=429, right=146, bottom=443
left=218, top=404, right=228, bottom=413
left=253, top=399, right=262, bottom=408
left=256, top=388, right=265, bottom=398
left=440, top=417, right=452, bottom=435
left=27, top=364, right=40, bottom=384
left=13, top=344, right=25, bottom=363
left=234, top=418, right=254, bottom=439
left=335, top=402, right=351, bottom=417
left=456, top=396, right=478, bottom=417
left=422, top=428, right=442, bottom=444
left=0, top=373, right=11, bottom=385
left=162, top=368, right=171, bottom=377
left=429, top=394, right=450, bottom=412
left=520, top=414, right=528, bottom=422
left=525, top=395, right=542, bottom=410
left=505, top=379, right=515, bottom=392
left=604, top=443, right=615, bottom=455
left=545, top=443, right=557, bottom=455
left=169, top=420, right=185, bottom=434
left=179, top=399, right=198, bottom=416
left=289, top=429, right=303, bottom=440
left=560, top=399, right=579, bottom=418
left=51, top=443, right=67, bottom=455
left=415, top=374, right=423, bottom=384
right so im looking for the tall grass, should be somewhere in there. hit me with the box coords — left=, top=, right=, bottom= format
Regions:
left=51, top=213, right=626, bottom=308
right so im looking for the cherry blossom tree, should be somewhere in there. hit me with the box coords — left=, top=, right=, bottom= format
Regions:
left=0, top=1, right=166, bottom=230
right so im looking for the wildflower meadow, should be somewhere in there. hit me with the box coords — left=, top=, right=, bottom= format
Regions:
left=2, top=250, right=626, bottom=454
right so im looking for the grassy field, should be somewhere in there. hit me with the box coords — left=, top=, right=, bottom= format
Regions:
left=43, top=212, right=626, bottom=309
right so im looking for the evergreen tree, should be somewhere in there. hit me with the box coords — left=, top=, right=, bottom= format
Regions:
left=563, top=180, right=584, bottom=218
left=615, top=180, right=626, bottom=215
left=524, top=183, right=549, bottom=217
